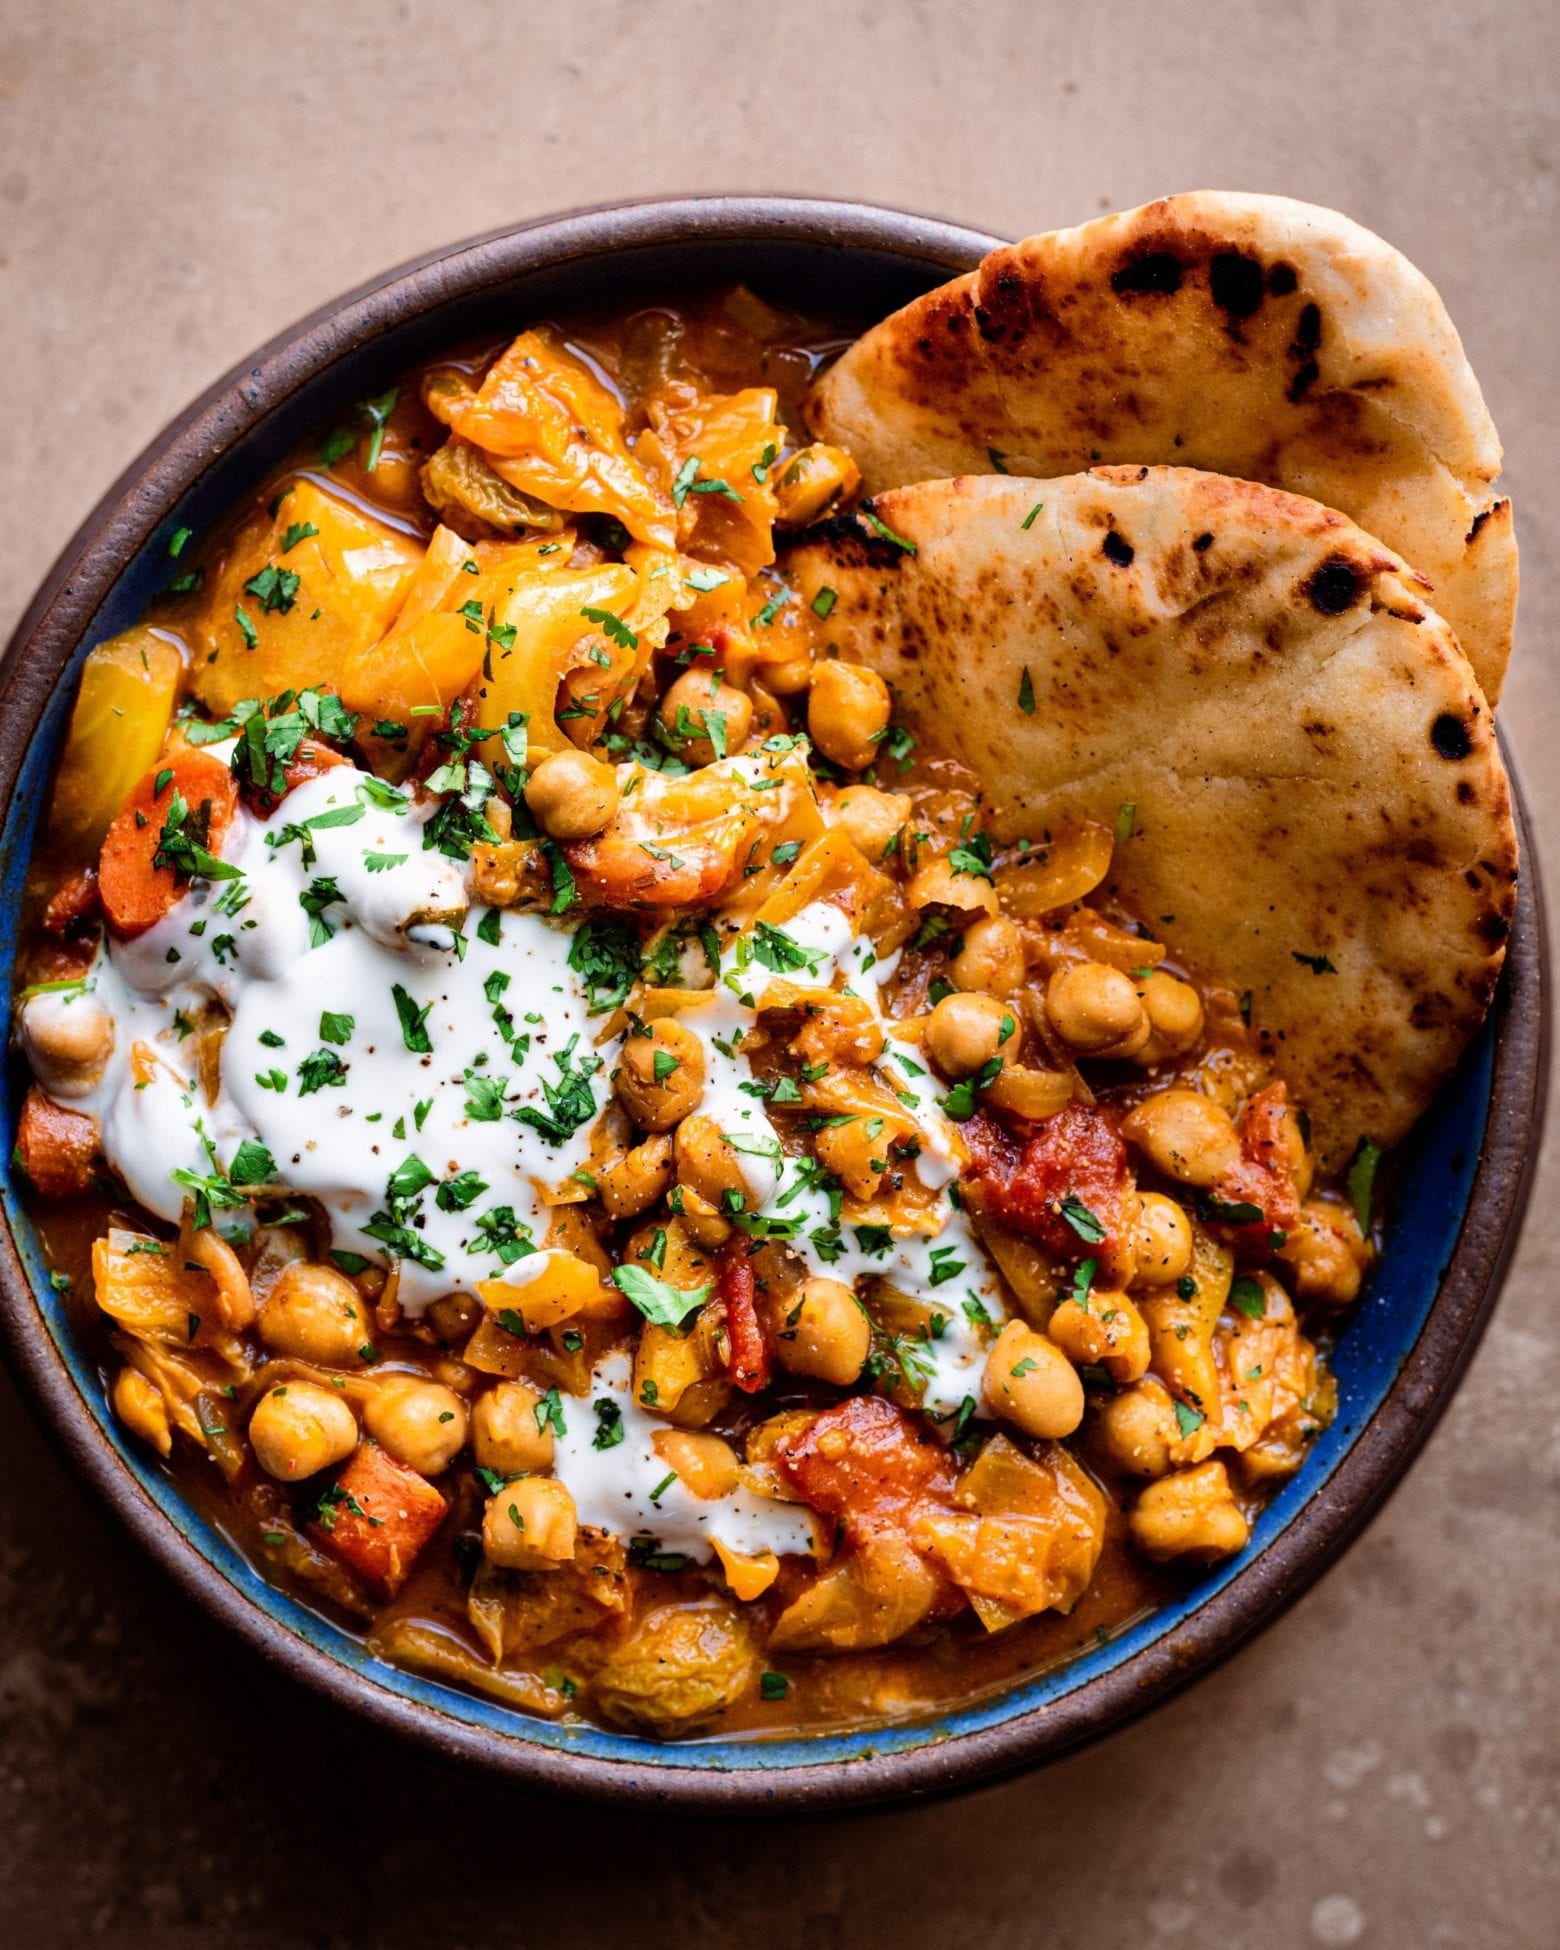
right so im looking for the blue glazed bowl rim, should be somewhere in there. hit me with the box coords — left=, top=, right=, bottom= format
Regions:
left=0, top=196, right=1546, bottom=1813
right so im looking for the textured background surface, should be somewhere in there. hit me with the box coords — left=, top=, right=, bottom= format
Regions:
left=1, top=3, right=1556, bottom=1944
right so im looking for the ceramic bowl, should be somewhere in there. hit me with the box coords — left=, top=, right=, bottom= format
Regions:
left=0, top=198, right=1545, bottom=1811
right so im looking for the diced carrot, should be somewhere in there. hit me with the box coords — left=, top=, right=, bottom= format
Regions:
left=98, top=750, right=240, bottom=938
left=310, top=1440, right=447, bottom=1597
left=14, top=1086, right=99, bottom=1197
left=718, top=1243, right=770, bottom=1393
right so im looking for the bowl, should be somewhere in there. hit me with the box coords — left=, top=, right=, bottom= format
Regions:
left=0, top=197, right=1546, bottom=1812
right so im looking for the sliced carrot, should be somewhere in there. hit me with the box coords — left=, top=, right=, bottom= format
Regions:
left=310, top=1441, right=447, bottom=1597
left=14, top=1086, right=99, bottom=1197
left=98, top=749, right=240, bottom=938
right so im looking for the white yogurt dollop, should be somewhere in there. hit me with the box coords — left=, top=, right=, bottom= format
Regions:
left=77, top=766, right=603, bottom=1311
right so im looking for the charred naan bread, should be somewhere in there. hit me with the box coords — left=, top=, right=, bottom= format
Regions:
left=787, top=468, right=1517, bottom=1171
left=805, top=192, right=1517, bottom=702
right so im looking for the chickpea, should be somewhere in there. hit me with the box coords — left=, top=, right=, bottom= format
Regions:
left=112, top=1367, right=171, bottom=1456
left=1046, top=960, right=1150, bottom=1058
left=658, top=670, right=753, bottom=767
left=1129, top=1459, right=1251, bottom=1562
left=755, top=654, right=814, bottom=697
left=982, top=1320, right=1085, bottom=1439
left=906, top=855, right=1000, bottom=921
left=1132, top=1192, right=1195, bottom=1284
left=363, top=1377, right=468, bottom=1475
left=950, top=915, right=1027, bottom=996
left=1047, top=1290, right=1150, bottom=1385
left=674, top=1114, right=749, bottom=1245
left=1121, top=1088, right=1242, bottom=1188
left=470, top=1379, right=556, bottom=1476
left=774, top=442, right=860, bottom=525
left=614, top=1020, right=707, bottom=1132
left=1094, top=1376, right=1181, bottom=1478
left=653, top=1429, right=740, bottom=1500
left=20, top=991, right=115, bottom=1098
left=256, top=1262, right=370, bottom=1366
left=523, top=748, right=620, bottom=840
left=1281, top=1199, right=1369, bottom=1307
left=925, top=992, right=1018, bottom=1079
left=832, top=784, right=911, bottom=862
left=425, top=1291, right=482, bottom=1345
left=807, top=660, right=890, bottom=771
left=482, top=1476, right=578, bottom=1571
left=248, top=1381, right=358, bottom=1483
left=1136, top=970, right=1204, bottom=1062
left=597, top=1134, right=675, bottom=1221
left=775, top=1276, right=872, bottom=1386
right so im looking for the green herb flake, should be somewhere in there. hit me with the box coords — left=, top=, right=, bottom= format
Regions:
left=1346, top=1137, right=1381, bottom=1233
left=611, top=1263, right=710, bottom=1330
left=860, top=507, right=918, bottom=555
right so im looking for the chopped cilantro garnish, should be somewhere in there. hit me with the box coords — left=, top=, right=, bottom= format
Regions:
left=611, top=1263, right=710, bottom=1329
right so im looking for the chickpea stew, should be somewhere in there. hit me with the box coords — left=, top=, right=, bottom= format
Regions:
left=15, top=281, right=1438, bottom=1744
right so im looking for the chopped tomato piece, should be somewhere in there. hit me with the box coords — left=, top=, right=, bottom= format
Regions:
left=775, top=1395, right=956, bottom=1540
left=41, top=869, right=101, bottom=940
left=963, top=1103, right=1133, bottom=1280
left=14, top=1086, right=98, bottom=1197
left=1209, top=1081, right=1302, bottom=1256
left=718, top=1244, right=770, bottom=1393
left=310, top=1441, right=447, bottom=1597
left=240, top=736, right=349, bottom=816
left=98, top=750, right=240, bottom=938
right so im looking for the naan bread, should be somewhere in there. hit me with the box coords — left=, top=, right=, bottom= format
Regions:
left=805, top=192, right=1517, bottom=702
left=787, top=469, right=1517, bottom=1171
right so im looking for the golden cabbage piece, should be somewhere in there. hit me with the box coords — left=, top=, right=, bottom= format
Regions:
left=189, top=478, right=424, bottom=716
left=427, top=329, right=673, bottom=550
left=806, top=192, right=1517, bottom=702
left=787, top=467, right=1518, bottom=1173
left=591, top=1598, right=757, bottom=1735
left=914, top=1435, right=1107, bottom=1631
left=641, top=384, right=784, bottom=579
left=420, top=438, right=565, bottom=540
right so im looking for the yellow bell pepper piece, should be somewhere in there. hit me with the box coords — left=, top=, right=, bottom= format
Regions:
left=338, top=526, right=569, bottom=729
left=46, top=625, right=183, bottom=858
left=476, top=1248, right=602, bottom=1334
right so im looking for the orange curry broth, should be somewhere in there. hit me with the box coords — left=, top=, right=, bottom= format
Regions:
left=13, top=286, right=1355, bottom=1740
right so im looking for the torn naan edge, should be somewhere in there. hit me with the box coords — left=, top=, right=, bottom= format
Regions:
left=805, top=192, right=1517, bottom=703
left=787, top=468, right=1518, bottom=1172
